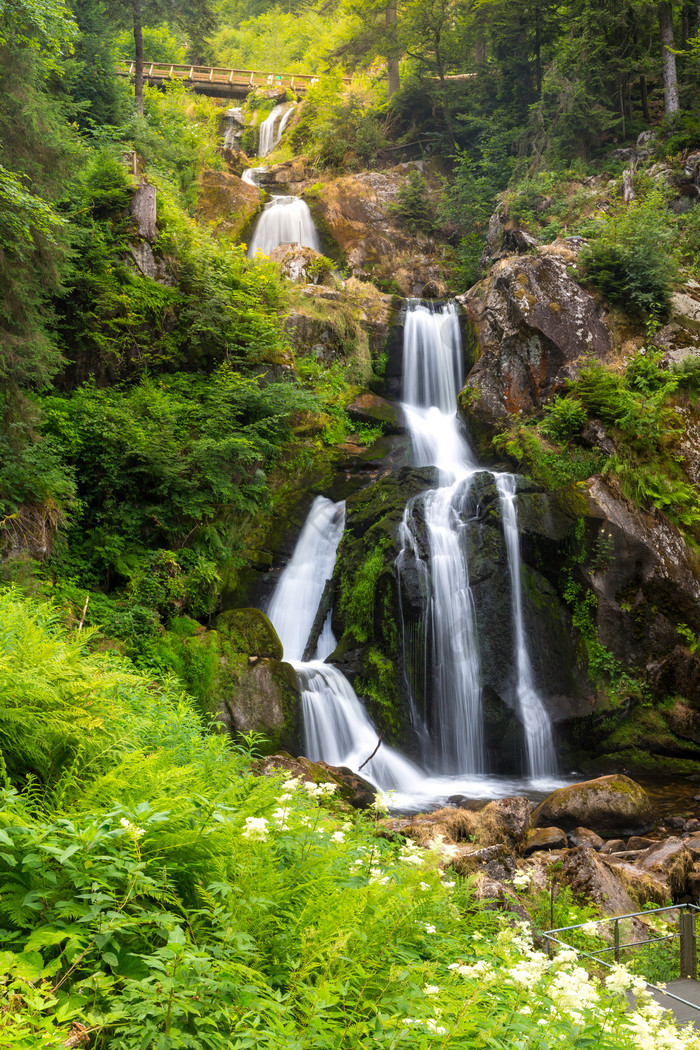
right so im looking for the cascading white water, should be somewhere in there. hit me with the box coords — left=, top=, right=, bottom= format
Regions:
left=398, top=301, right=484, bottom=772
left=261, top=300, right=561, bottom=807
left=241, top=167, right=266, bottom=186
left=496, top=475, right=557, bottom=780
left=399, top=299, right=556, bottom=779
left=258, top=104, right=287, bottom=157
left=267, top=496, right=345, bottom=662
left=247, top=196, right=320, bottom=257
left=265, top=496, right=424, bottom=797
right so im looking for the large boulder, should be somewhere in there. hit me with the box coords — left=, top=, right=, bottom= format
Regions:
left=217, top=656, right=300, bottom=751
left=459, top=246, right=611, bottom=440
left=633, top=837, right=694, bottom=898
left=253, top=752, right=376, bottom=809
left=197, top=170, right=260, bottom=239
left=532, top=775, right=653, bottom=838
left=560, top=846, right=638, bottom=915
left=215, top=608, right=283, bottom=659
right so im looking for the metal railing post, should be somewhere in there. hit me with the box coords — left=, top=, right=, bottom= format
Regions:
left=614, top=919, right=620, bottom=963
left=680, top=909, right=697, bottom=980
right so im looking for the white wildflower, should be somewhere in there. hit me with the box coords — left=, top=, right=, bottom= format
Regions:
left=423, top=923, right=436, bottom=934
left=581, top=920, right=599, bottom=937
left=512, top=870, right=530, bottom=889
left=331, top=830, right=345, bottom=843
left=425, top=1020, right=446, bottom=1035
left=424, top=984, right=439, bottom=995
left=242, top=816, right=269, bottom=841
left=605, top=963, right=634, bottom=995
left=442, top=880, right=456, bottom=888
left=271, top=807, right=290, bottom=829
left=419, top=881, right=430, bottom=891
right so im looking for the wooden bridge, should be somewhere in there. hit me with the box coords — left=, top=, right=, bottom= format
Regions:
left=116, top=61, right=350, bottom=99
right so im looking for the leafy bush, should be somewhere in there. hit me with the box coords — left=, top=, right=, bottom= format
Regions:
left=291, top=75, right=388, bottom=170
left=388, top=171, right=434, bottom=232
left=580, top=191, right=678, bottom=319
left=542, top=395, right=587, bottom=439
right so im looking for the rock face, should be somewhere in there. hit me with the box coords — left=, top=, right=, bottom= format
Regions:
left=532, top=775, right=653, bottom=838
left=268, top=245, right=332, bottom=284
left=310, top=167, right=448, bottom=295
left=197, top=170, right=260, bottom=239
left=459, top=246, right=611, bottom=440
left=217, top=656, right=300, bottom=752
left=347, top=392, right=405, bottom=434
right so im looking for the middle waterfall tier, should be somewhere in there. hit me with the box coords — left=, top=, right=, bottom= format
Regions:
left=247, top=196, right=320, bottom=257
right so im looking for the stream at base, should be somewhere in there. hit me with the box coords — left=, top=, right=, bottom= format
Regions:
left=263, top=299, right=567, bottom=811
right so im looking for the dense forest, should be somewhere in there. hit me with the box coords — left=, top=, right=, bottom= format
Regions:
left=6, top=0, right=700, bottom=1046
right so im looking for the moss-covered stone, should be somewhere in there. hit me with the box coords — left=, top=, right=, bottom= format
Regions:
left=215, top=608, right=283, bottom=659
left=532, top=774, right=653, bottom=837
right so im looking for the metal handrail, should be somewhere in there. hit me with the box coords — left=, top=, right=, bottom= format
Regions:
left=541, top=903, right=700, bottom=1013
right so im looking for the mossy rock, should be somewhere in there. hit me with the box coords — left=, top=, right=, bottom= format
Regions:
left=215, top=608, right=283, bottom=659
left=532, top=774, right=653, bottom=838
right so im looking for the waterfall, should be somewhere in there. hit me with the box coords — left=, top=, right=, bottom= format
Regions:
left=265, top=497, right=422, bottom=796
left=267, top=496, right=345, bottom=663
left=495, top=475, right=557, bottom=779
left=398, top=301, right=484, bottom=772
left=241, top=167, right=266, bottom=186
left=259, top=298, right=561, bottom=807
left=258, top=104, right=287, bottom=157
left=247, top=196, right=320, bottom=257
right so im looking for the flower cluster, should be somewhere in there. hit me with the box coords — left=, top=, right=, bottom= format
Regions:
left=119, top=817, right=145, bottom=837
left=242, top=816, right=269, bottom=841
left=302, top=781, right=337, bottom=799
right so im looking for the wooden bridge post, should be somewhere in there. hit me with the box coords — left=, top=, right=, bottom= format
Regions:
left=680, top=910, right=697, bottom=979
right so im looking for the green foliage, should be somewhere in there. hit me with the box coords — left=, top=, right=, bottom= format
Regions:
left=388, top=170, right=434, bottom=232
left=41, top=365, right=314, bottom=588
left=339, top=543, right=387, bottom=643
left=580, top=192, right=678, bottom=319
left=290, top=74, right=389, bottom=171
left=542, top=396, right=587, bottom=440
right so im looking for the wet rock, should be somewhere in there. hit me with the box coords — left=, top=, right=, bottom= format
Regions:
left=459, top=248, right=611, bottom=435
left=472, top=873, right=530, bottom=920
left=525, top=827, right=567, bottom=855
left=634, top=837, right=694, bottom=897
left=560, top=846, right=638, bottom=915
left=571, top=827, right=604, bottom=850
left=268, top=244, right=332, bottom=284
left=627, top=836, right=655, bottom=851
left=600, top=839, right=627, bottom=854
left=347, top=392, right=406, bottom=434
left=532, top=775, right=653, bottom=838
left=197, top=169, right=260, bottom=239
left=215, top=608, right=283, bottom=659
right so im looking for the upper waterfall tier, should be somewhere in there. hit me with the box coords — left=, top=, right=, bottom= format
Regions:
left=247, top=196, right=320, bottom=257
left=258, top=102, right=296, bottom=157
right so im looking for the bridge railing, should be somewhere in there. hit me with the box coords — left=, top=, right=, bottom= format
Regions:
left=116, top=61, right=350, bottom=90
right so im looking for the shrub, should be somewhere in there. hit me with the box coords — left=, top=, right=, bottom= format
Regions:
left=388, top=171, right=434, bottom=232
left=579, top=191, right=677, bottom=319
left=542, top=395, right=587, bottom=439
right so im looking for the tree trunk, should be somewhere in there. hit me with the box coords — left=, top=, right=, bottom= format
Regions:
left=386, top=0, right=400, bottom=99
left=640, top=74, right=650, bottom=122
left=658, top=1, right=680, bottom=116
left=133, top=0, right=144, bottom=115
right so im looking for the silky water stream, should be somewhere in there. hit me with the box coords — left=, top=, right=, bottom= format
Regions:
left=264, top=300, right=564, bottom=810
